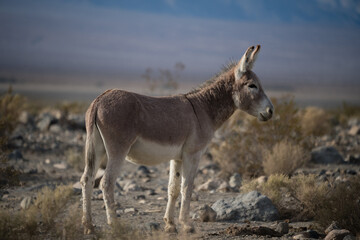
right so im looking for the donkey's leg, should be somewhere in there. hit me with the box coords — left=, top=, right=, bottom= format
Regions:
left=179, top=153, right=201, bottom=233
left=100, top=152, right=126, bottom=225
left=81, top=129, right=104, bottom=234
left=164, top=160, right=182, bottom=233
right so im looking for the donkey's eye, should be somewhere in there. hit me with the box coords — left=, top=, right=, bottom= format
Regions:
left=248, top=84, right=257, bottom=89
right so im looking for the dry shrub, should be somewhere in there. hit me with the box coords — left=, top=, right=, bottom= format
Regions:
left=32, top=185, right=74, bottom=227
left=301, top=106, right=331, bottom=136
left=330, top=102, right=360, bottom=126
left=59, top=203, right=83, bottom=240
left=0, top=185, right=74, bottom=238
left=0, top=86, right=25, bottom=151
left=210, top=96, right=305, bottom=178
left=105, top=218, right=142, bottom=240
left=262, top=139, right=309, bottom=176
left=315, top=176, right=360, bottom=234
left=66, top=149, right=84, bottom=172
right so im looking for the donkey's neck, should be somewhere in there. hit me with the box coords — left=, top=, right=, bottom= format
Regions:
left=186, top=72, right=236, bottom=129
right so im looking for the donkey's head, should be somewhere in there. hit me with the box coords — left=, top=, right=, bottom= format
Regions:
left=232, top=45, right=274, bottom=121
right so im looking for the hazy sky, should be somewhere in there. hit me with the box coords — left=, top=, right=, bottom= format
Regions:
left=1, top=0, right=360, bottom=85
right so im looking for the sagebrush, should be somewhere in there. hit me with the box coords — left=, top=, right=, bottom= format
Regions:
left=210, top=96, right=306, bottom=178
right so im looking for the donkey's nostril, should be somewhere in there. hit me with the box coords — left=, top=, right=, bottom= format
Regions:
left=267, top=107, right=273, bottom=116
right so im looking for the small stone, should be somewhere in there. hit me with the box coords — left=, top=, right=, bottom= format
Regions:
left=20, top=196, right=33, bottom=210
left=54, top=162, right=67, bottom=170
left=217, top=181, right=230, bottom=192
left=72, top=182, right=82, bottom=195
left=49, top=124, right=62, bottom=133
left=198, top=205, right=217, bottom=222
left=325, top=229, right=351, bottom=240
left=197, top=179, right=220, bottom=191
left=145, top=189, right=156, bottom=196
left=134, top=195, right=146, bottom=200
left=256, top=176, right=268, bottom=185
left=229, top=173, right=242, bottom=188
left=293, top=230, right=320, bottom=239
left=45, top=158, right=51, bottom=164
left=36, top=113, right=54, bottom=131
left=276, top=222, right=289, bottom=234
left=8, top=150, right=23, bottom=161
left=137, top=165, right=150, bottom=175
left=124, top=207, right=136, bottom=214
left=348, top=125, right=360, bottom=136
left=147, top=222, right=160, bottom=231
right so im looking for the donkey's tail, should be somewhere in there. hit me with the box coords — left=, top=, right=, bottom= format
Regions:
left=84, top=99, right=105, bottom=178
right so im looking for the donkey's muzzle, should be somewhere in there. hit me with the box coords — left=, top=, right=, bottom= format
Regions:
left=259, top=107, right=273, bottom=121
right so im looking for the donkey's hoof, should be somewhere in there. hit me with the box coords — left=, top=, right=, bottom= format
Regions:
left=182, top=224, right=195, bottom=233
left=164, top=224, right=177, bottom=233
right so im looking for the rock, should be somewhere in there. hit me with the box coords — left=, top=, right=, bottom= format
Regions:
left=147, top=222, right=160, bottom=231
left=18, top=111, right=33, bottom=124
left=293, top=230, right=320, bottom=239
left=343, top=235, right=356, bottom=240
left=49, top=124, right=62, bottom=133
left=93, top=168, right=105, bottom=188
left=197, top=179, right=220, bottom=191
left=325, top=221, right=342, bottom=235
left=124, top=207, right=136, bottom=214
left=311, top=146, right=345, bottom=164
left=54, top=162, right=68, bottom=170
left=229, top=173, right=242, bottom=188
left=348, top=125, right=360, bottom=136
left=145, top=189, right=156, bottom=196
left=325, top=229, right=351, bottom=240
left=256, top=176, right=268, bottom=185
left=20, top=196, right=33, bottom=210
left=36, top=113, right=55, bottom=131
left=347, top=118, right=360, bottom=127
left=8, top=150, right=23, bottom=161
left=72, top=182, right=82, bottom=195
left=276, top=222, right=289, bottom=234
left=346, top=154, right=360, bottom=164
left=212, top=191, right=279, bottom=222
left=123, top=180, right=142, bottom=192
left=217, top=181, right=230, bottom=192
left=67, top=114, right=85, bottom=130
left=224, top=225, right=282, bottom=237
left=198, top=204, right=217, bottom=222
left=137, top=165, right=150, bottom=176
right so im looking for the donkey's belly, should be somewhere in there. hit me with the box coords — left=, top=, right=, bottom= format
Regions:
left=126, top=137, right=182, bottom=166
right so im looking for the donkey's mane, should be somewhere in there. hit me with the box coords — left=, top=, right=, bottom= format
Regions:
left=186, top=60, right=237, bottom=95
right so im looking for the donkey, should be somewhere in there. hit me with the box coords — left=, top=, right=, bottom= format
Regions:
left=81, top=45, right=274, bottom=234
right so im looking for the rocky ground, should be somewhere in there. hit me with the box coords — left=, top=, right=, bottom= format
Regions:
left=1, top=110, right=360, bottom=239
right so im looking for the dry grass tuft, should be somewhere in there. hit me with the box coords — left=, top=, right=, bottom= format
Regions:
left=315, top=176, right=360, bottom=234
left=262, top=139, right=309, bottom=176
left=301, top=106, right=331, bottom=136
left=32, top=185, right=74, bottom=227
left=58, top=203, right=83, bottom=240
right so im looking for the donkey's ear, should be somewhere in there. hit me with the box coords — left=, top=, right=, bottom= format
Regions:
left=234, top=45, right=261, bottom=80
